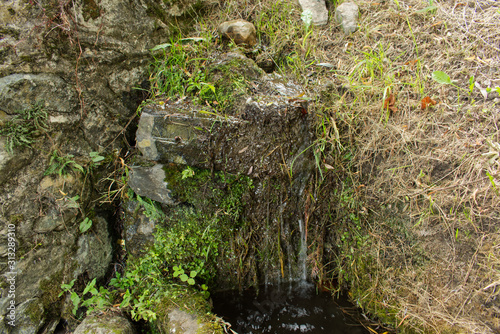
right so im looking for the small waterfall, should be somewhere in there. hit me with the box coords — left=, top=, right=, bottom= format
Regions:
left=297, top=219, right=307, bottom=282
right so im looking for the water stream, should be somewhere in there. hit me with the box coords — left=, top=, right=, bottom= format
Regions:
left=212, top=282, right=369, bottom=334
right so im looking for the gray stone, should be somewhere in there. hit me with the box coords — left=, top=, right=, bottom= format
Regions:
left=335, top=2, right=359, bottom=35
left=167, top=308, right=201, bottom=334
left=0, top=74, right=78, bottom=114
left=73, top=313, right=135, bottom=334
left=0, top=0, right=216, bottom=332
left=2, top=298, right=45, bottom=334
left=73, top=216, right=113, bottom=280
left=299, top=0, right=329, bottom=26
left=0, top=137, right=32, bottom=185
left=128, top=164, right=174, bottom=205
left=217, top=19, right=257, bottom=46
left=33, top=209, right=66, bottom=233
left=136, top=94, right=313, bottom=178
left=123, top=199, right=157, bottom=257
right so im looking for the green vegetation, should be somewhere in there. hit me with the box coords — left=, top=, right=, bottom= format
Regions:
left=60, top=165, right=253, bottom=331
left=44, top=150, right=85, bottom=176
left=56, top=0, right=500, bottom=332
left=0, top=102, right=48, bottom=153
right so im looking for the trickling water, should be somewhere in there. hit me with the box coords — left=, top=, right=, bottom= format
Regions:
left=212, top=282, right=369, bottom=334
left=297, top=219, right=307, bottom=281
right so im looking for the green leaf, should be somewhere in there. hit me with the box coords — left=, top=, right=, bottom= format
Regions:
left=120, top=289, right=131, bottom=308
left=70, top=292, right=80, bottom=315
left=83, top=278, right=96, bottom=295
left=72, top=162, right=85, bottom=174
left=187, top=278, right=195, bottom=285
left=151, top=43, right=172, bottom=51
left=90, top=152, right=105, bottom=163
left=181, top=167, right=195, bottom=179
left=59, top=279, right=76, bottom=297
left=180, top=273, right=188, bottom=282
left=79, top=217, right=93, bottom=233
left=432, top=71, right=452, bottom=85
left=200, top=82, right=216, bottom=94
left=189, top=270, right=197, bottom=278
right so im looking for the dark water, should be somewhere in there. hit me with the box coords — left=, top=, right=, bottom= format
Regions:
left=212, top=282, right=369, bottom=334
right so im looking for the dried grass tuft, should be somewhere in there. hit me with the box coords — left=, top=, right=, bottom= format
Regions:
left=309, top=0, right=500, bottom=332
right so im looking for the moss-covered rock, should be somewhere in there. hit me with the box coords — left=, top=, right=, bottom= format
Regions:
left=73, top=313, right=135, bottom=334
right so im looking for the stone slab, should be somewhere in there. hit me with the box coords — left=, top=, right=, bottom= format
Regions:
left=136, top=96, right=314, bottom=178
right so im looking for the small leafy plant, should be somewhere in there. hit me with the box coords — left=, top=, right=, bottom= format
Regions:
left=44, top=150, right=84, bottom=176
left=0, top=102, right=48, bottom=153
left=79, top=217, right=92, bottom=233
left=173, top=265, right=197, bottom=285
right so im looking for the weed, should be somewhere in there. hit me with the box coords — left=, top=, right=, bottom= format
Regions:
left=0, top=102, right=48, bottom=153
left=79, top=217, right=92, bottom=233
left=181, top=166, right=195, bottom=179
left=44, top=150, right=84, bottom=176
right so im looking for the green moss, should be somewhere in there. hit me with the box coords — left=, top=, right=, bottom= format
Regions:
left=81, top=0, right=100, bottom=21
left=203, top=56, right=264, bottom=114
left=153, top=289, right=223, bottom=334
left=163, top=164, right=253, bottom=221
left=25, top=300, right=45, bottom=323
left=38, top=269, right=64, bottom=320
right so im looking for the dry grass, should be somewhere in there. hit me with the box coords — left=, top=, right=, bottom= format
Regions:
left=192, top=0, right=500, bottom=332
left=305, top=0, right=500, bottom=333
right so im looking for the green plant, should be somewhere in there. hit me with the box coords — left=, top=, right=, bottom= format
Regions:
left=173, top=265, right=197, bottom=285
left=181, top=166, right=195, bottom=179
left=432, top=70, right=463, bottom=105
left=44, top=150, right=84, bottom=176
left=468, top=75, right=475, bottom=96
left=0, top=102, right=48, bottom=153
left=59, top=278, right=112, bottom=317
left=79, top=217, right=92, bottom=233
left=150, top=37, right=211, bottom=102
left=135, top=194, right=164, bottom=221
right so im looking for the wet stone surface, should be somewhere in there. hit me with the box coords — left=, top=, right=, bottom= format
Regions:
left=136, top=95, right=313, bottom=178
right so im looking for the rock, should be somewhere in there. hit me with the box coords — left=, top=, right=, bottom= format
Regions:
left=123, top=197, right=160, bottom=257
left=73, top=313, right=135, bottom=334
left=129, top=164, right=174, bottom=205
left=335, top=2, right=359, bottom=35
left=136, top=53, right=311, bottom=177
left=0, top=138, right=32, bottom=185
left=0, top=0, right=217, bottom=332
left=166, top=308, right=202, bottom=334
left=0, top=74, right=78, bottom=114
left=217, top=19, right=257, bottom=46
left=2, top=298, right=45, bottom=334
left=298, top=0, right=329, bottom=26
left=136, top=93, right=313, bottom=177
left=73, top=216, right=113, bottom=280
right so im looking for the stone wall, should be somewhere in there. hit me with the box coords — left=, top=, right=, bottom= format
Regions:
left=0, top=0, right=215, bottom=332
